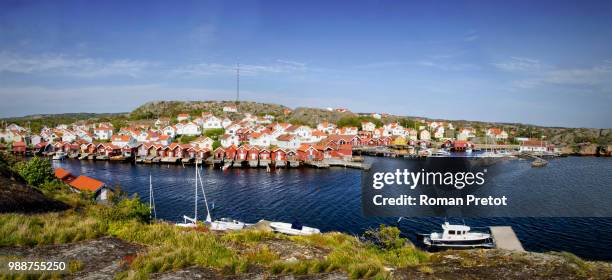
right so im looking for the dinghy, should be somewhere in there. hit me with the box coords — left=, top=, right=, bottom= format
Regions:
left=269, top=222, right=320, bottom=236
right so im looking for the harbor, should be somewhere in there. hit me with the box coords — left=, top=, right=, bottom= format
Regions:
left=50, top=155, right=612, bottom=261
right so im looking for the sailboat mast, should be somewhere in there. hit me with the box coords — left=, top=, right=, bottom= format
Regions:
left=194, top=162, right=198, bottom=222
left=149, top=174, right=152, bottom=221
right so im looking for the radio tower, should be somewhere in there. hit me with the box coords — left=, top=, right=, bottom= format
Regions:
left=235, top=63, right=240, bottom=110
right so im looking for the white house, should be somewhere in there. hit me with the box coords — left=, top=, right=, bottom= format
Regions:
left=419, top=130, right=431, bottom=141
left=371, top=113, right=381, bottom=119
left=221, top=118, right=233, bottom=128
left=220, top=134, right=240, bottom=148
left=202, top=116, right=223, bottom=129
left=162, top=126, right=177, bottom=138
left=316, top=122, right=337, bottom=134
left=223, top=105, right=238, bottom=113
left=519, top=140, right=547, bottom=153
left=94, top=126, right=113, bottom=140
left=287, top=125, right=312, bottom=139
left=191, top=137, right=214, bottom=150
left=177, top=122, right=201, bottom=136
left=361, top=121, right=376, bottom=132
left=339, top=127, right=359, bottom=135
left=274, top=134, right=301, bottom=150
left=61, top=130, right=78, bottom=143
left=486, top=128, right=509, bottom=140
left=111, top=135, right=137, bottom=148
left=249, top=132, right=273, bottom=147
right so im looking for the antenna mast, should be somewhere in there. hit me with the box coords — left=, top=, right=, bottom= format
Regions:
left=236, top=63, right=240, bottom=105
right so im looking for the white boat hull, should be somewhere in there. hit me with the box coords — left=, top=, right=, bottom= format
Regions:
left=269, top=222, right=320, bottom=236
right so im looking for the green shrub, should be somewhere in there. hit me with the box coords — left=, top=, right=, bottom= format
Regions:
left=15, top=157, right=54, bottom=187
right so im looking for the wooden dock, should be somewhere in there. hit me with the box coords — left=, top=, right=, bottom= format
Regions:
left=490, top=226, right=524, bottom=251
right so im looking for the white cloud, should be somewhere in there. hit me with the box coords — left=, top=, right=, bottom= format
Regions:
left=171, top=60, right=308, bottom=77
left=0, top=52, right=152, bottom=77
left=493, top=56, right=545, bottom=72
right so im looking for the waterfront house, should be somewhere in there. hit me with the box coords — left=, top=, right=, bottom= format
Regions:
left=225, top=145, right=238, bottom=161
left=519, top=140, right=548, bottom=153
left=68, top=175, right=111, bottom=202
left=486, top=128, right=509, bottom=140
left=247, top=146, right=260, bottom=161
left=54, top=168, right=76, bottom=184
left=236, top=145, right=249, bottom=162
left=297, top=144, right=324, bottom=161
left=391, top=136, right=408, bottom=146
left=452, top=140, right=473, bottom=151
left=271, top=148, right=287, bottom=163
left=259, top=148, right=271, bottom=162
left=213, top=147, right=226, bottom=161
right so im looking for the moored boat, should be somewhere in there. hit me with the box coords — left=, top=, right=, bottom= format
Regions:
left=422, top=222, right=495, bottom=249
left=52, top=151, right=67, bottom=160
left=269, top=222, right=320, bottom=236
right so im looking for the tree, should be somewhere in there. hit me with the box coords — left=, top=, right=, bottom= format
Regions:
left=204, top=128, right=225, bottom=140
left=15, top=157, right=54, bottom=187
left=212, top=140, right=221, bottom=150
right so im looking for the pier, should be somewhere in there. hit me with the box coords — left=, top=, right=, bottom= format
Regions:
left=489, top=226, right=524, bottom=251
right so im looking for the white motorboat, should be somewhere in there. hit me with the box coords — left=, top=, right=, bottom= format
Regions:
left=52, top=151, right=67, bottom=160
left=422, top=222, right=494, bottom=249
left=465, top=147, right=473, bottom=154
left=269, top=222, right=320, bottom=236
left=429, top=150, right=451, bottom=157
left=209, top=218, right=248, bottom=231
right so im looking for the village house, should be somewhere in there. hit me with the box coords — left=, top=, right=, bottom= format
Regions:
left=519, top=140, right=548, bottom=153
left=190, top=136, right=214, bottom=150
left=68, top=175, right=112, bottom=202
left=157, top=135, right=172, bottom=146
left=457, top=128, right=476, bottom=140
left=162, top=125, right=177, bottom=138
left=176, top=122, right=201, bottom=136
left=371, top=113, right=382, bottom=119
left=287, top=125, right=312, bottom=139
left=486, top=128, right=509, bottom=140
left=177, top=113, right=191, bottom=122
left=61, top=130, right=77, bottom=143
left=339, top=127, right=359, bottom=135
left=225, top=123, right=241, bottom=135
left=419, top=130, right=431, bottom=141
left=274, top=134, right=301, bottom=150
left=310, top=130, right=328, bottom=142
left=202, top=116, right=223, bottom=129
left=384, top=122, right=406, bottom=136
left=316, top=122, right=337, bottom=134
left=221, top=118, right=233, bottom=128
left=94, top=126, right=113, bottom=140
left=223, top=105, right=238, bottom=113
left=154, top=117, right=170, bottom=128
left=220, top=134, right=240, bottom=148
left=249, top=132, right=274, bottom=147
left=361, top=121, right=376, bottom=132
left=111, top=134, right=137, bottom=148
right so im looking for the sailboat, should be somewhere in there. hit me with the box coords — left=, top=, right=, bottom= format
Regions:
left=176, top=162, right=201, bottom=227
left=195, top=164, right=249, bottom=231
left=149, top=174, right=157, bottom=222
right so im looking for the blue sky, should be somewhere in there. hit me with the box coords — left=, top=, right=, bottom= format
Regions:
left=1, top=0, right=611, bottom=128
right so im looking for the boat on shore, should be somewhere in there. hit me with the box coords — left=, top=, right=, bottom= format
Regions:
left=269, top=222, right=320, bottom=236
left=421, top=222, right=495, bottom=249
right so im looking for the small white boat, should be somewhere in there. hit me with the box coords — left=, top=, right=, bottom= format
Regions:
left=209, top=217, right=248, bottom=231
left=269, top=222, right=320, bottom=236
left=422, top=222, right=494, bottom=249
left=52, top=151, right=67, bottom=160
left=176, top=215, right=197, bottom=228
left=429, top=150, right=451, bottom=157
left=465, top=147, right=473, bottom=154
